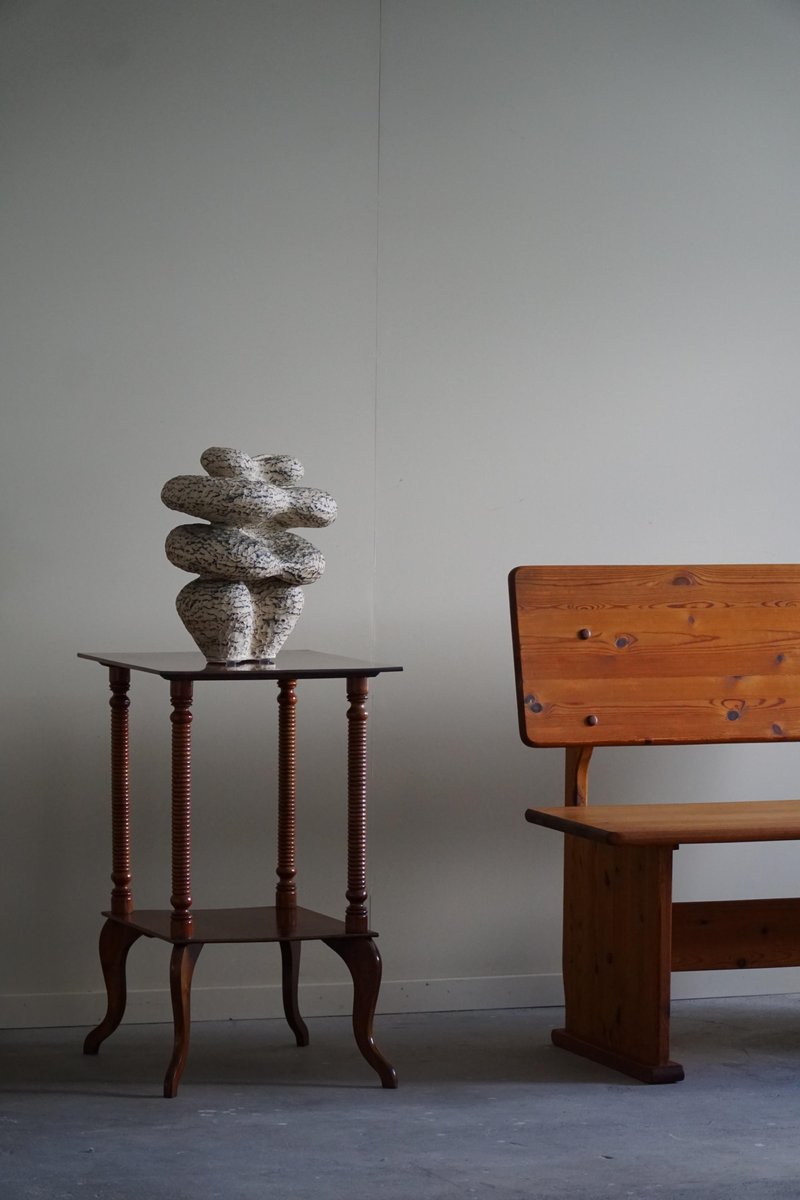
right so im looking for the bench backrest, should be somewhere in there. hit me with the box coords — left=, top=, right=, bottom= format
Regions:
left=510, top=565, right=800, bottom=750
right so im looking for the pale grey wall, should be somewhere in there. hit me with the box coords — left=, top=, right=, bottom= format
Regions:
left=1, top=0, right=383, bottom=1023
left=3, top=0, right=800, bottom=1027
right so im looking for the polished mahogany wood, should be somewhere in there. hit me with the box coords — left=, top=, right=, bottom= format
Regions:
left=280, top=940, right=309, bottom=1047
left=80, top=651, right=401, bottom=1096
left=164, top=943, right=203, bottom=1098
left=345, top=675, right=369, bottom=934
left=323, top=936, right=397, bottom=1088
left=510, top=565, right=800, bottom=1083
left=109, top=668, right=133, bottom=915
left=83, top=919, right=142, bottom=1055
left=276, top=679, right=299, bottom=909
left=169, top=679, right=193, bottom=933
left=102, top=905, right=375, bottom=943
left=79, top=650, right=402, bottom=680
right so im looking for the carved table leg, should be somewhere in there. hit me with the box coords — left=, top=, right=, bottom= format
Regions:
left=109, top=666, right=133, bottom=916
left=275, top=679, right=307, bottom=1046
left=345, top=676, right=370, bottom=934
left=323, top=936, right=398, bottom=1088
left=170, top=679, right=194, bottom=936
left=83, top=918, right=143, bottom=1054
left=276, top=678, right=299, bottom=909
left=280, top=939, right=309, bottom=1047
left=163, top=942, right=203, bottom=1098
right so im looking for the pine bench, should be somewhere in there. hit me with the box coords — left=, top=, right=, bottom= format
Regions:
left=510, top=564, right=800, bottom=1083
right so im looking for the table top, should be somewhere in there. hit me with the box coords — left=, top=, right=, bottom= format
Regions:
left=78, top=650, right=403, bottom=680
left=526, top=799, right=800, bottom=846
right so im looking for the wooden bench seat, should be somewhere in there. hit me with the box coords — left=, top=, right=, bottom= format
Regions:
left=526, top=798, right=800, bottom=845
left=510, top=565, right=800, bottom=1084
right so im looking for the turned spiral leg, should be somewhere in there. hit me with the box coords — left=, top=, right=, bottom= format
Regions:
left=345, top=676, right=370, bottom=933
left=109, top=667, right=133, bottom=915
left=169, top=679, right=193, bottom=935
left=275, top=678, right=307, bottom=1045
left=276, top=678, right=298, bottom=909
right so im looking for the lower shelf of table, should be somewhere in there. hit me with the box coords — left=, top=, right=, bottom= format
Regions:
left=103, top=906, right=376, bottom=944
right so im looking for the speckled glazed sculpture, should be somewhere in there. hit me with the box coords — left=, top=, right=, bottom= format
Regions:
left=161, top=447, right=337, bottom=663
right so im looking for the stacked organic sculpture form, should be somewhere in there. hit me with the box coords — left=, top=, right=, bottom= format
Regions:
left=161, top=447, right=337, bottom=663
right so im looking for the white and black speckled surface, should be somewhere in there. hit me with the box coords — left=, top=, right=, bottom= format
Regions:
left=162, top=447, right=336, bottom=663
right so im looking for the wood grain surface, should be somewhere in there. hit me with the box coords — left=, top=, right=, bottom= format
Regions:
left=510, top=564, right=800, bottom=746
left=526, top=799, right=800, bottom=845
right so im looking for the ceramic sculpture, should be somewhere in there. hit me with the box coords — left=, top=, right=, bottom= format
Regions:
left=161, top=447, right=337, bottom=663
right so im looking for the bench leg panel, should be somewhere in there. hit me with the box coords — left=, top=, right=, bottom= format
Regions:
left=556, top=836, right=682, bottom=1083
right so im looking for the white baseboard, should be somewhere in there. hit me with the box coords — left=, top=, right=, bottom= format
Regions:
left=671, top=966, right=800, bottom=1000
left=4, top=967, right=800, bottom=1030
left=0, top=973, right=563, bottom=1030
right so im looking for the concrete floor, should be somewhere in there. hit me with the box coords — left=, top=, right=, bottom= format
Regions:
left=2, top=997, right=800, bottom=1199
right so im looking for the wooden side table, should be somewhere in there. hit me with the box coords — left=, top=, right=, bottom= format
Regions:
left=78, top=650, right=402, bottom=1097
